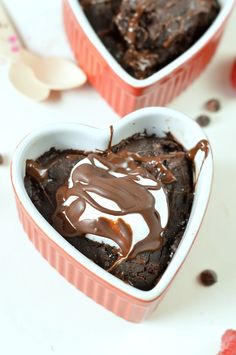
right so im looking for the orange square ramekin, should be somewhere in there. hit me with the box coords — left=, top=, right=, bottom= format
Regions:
left=63, top=0, right=235, bottom=116
left=11, top=107, right=213, bottom=322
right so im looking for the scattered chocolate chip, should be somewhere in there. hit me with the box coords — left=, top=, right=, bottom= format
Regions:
left=198, top=269, right=218, bottom=286
left=204, top=98, right=221, bottom=112
left=196, top=115, right=211, bottom=127
left=0, top=154, right=4, bottom=165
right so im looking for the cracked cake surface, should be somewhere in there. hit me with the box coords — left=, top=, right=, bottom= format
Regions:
left=79, top=0, right=220, bottom=79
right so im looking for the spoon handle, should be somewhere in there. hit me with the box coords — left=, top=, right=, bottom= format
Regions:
left=0, top=1, right=23, bottom=60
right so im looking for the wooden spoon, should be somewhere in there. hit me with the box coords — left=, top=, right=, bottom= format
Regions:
left=9, top=60, right=50, bottom=101
left=0, top=2, right=86, bottom=100
left=20, top=49, right=87, bottom=90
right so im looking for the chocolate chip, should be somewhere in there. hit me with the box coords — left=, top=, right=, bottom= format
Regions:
left=204, top=99, right=221, bottom=112
left=196, top=115, right=211, bottom=127
left=0, top=154, right=3, bottom=165
left=198, top=270, right=217, bottom=286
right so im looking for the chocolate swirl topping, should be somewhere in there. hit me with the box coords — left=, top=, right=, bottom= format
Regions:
left=25, top=134, right=209, bottom=265
left=52, top=151, right=166, bottom=261
left=24, top=132, right=210, bottom=289
left=42, top=138, right=209, bottom=263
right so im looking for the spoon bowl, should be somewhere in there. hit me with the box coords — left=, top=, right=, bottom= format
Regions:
left=20, top=49, right=87, bottom=90
left=9, top=60, right=50, bottom=101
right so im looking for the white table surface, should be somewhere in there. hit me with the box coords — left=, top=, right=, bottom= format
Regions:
left=0, top=1, right=236, bottom=354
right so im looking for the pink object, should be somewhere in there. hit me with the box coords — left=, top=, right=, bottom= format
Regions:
left=11, top=45, right=20, bottom=52
left=63, top=0, right=235, bottom=116
left=11, top=107, right=213, bottom=322
left=218, top=330, right=236, bottom=355
left=231, top=59, right=236, bottom=88
left=8, top=35, right=17, bottom=43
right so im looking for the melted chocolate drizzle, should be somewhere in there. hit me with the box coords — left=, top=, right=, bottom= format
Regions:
left=108, top=125, right=114, bottom=151
left=187, top=139, right=209, bottom=186
left=126, top=2, right=145, bottom=46
left=26, top=136, right=209, bottom=264
left=52, top=151, right=165, bottom=260
left=188, top=139, right=209, bottom=161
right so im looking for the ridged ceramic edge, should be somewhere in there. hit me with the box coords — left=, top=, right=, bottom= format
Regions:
left=15, top=194, right=160, bottom=323
left=63, top=0, right=227, bottom=115
left=11, top=108, right=214, bottom=321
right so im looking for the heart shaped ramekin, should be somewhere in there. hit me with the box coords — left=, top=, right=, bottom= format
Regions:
left=63, top=0, right=235, bottom=116
left=11, top=107, right=213, bottom=322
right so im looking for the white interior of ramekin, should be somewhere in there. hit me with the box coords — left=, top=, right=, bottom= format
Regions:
left=11, top=107, right=213, bottom=301
left=67, top=0, right=234, bottom=88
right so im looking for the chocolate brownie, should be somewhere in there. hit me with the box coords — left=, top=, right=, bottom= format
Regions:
left=79, top=0, right=220, bottom=79
left=24, top=132, right=203, bottom=291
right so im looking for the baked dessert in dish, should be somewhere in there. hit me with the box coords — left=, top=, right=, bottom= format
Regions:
left=79, top=0, right=220, bottom=79
left=24, top=132, right=209, bottom=291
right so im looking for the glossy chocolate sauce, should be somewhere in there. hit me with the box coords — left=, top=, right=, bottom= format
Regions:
left=24, top=132, right=209, bottom=290
left=52, top=151, right=166, bottom=262
left=125, top=2, right=145, bottom=46
left=26, top=135, right=209, bottom=265
left=188, top=139, right=209, bottom=161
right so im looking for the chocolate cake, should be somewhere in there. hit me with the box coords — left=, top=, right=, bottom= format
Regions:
left=79, top=0, right=220, bottom=79
left=24, top=132, right=209, bottom=291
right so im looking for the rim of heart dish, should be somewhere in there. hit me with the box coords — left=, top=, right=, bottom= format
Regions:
left=11, top=107, right=213, bottom=301
left=67, top=0, right=235, bottom=88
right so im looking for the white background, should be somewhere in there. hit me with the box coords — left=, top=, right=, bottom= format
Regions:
left=0, top=1, right=236, bottom=354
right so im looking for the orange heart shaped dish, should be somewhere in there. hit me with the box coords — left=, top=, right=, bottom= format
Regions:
left=11, top=107, right=213, bottom=322
left=63, top=0, right=235, bottom=115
